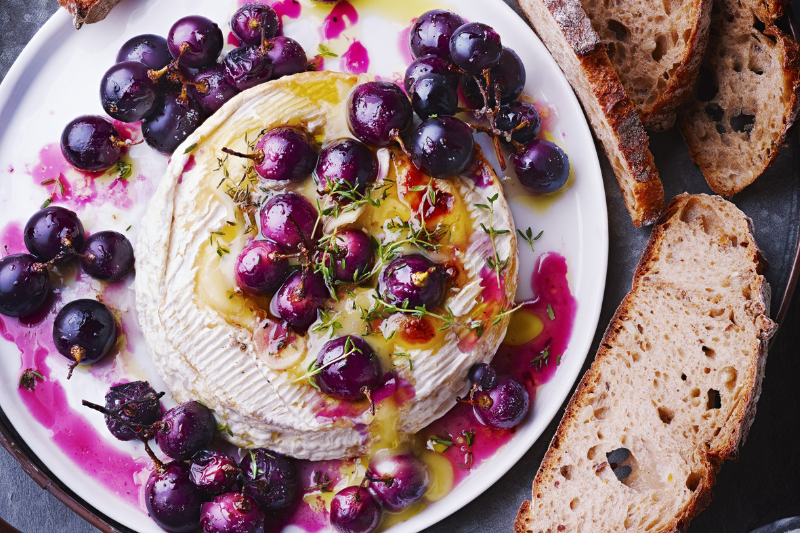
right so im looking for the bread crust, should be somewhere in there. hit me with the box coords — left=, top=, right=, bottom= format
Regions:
left=516, top=0, right=665, bottom=227
left=515, top=194, right=776, bottom=533
left=59, top=0, right=122, bottom=29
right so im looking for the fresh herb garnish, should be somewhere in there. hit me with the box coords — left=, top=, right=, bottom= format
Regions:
left=116, top=160, right=133, bottom=181
left=18, top=369, right=43, bottom=391
left=316, top=44, right=339, bottom=58
left=547, top=303, right=555, bottom=321
left=517, top=227, right=543, bottom=252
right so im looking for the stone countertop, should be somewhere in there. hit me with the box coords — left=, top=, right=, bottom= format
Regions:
left=0, top=1, right=799, bottom=532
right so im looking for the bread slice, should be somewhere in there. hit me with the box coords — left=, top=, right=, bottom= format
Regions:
left=678, top=0, right=800, bottom=197
left=515, top=194, right=777, bottom=533
left=59, top=0, right=122, bottom=29
left=581, top=0, right=712, bottom=130
left=516, top=0, right=665, bottom=228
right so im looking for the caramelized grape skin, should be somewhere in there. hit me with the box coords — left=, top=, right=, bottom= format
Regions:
left=223, top=45, right=274, bottom=91
left=409, top=9, right=466, bottom=60
left=142, top=92, right=203, bottom=155
left=156, top=401, right=217, bottom=461
left=145, top=462, right=203, bottom=533
left=190, top=65, right=240, bottom=115
left=117, top=34, right=172, bottom=70
left=104, top=381, right=161, bottom=441
left=234, top=240, right=289, bottom=296
left=60, top=115, right=123, bottom=172
left=24, top=206, right=85, bottom=264
left=461, top=47, right=527, bottom=108
left=253, top=127, right=318, bottom=182
left=100, top=61, right=159, bottom=123
left=468, top=363, right=498, bottom=391
left=270, top=270, right=328, bottom=332
left=512, top=140, right=571, bottom=194
left=313, top=336, right=381, bottom=401
left=330, top=486, right=382, bottom=533
left=495, top=101, right=541, bottom=145
left=410, top=74, right=459, bottom=120
left=260, top=193, right=320, bottom=252
left=80, top=231, right=135, bottom=281
left=378, top=255, right=447, bottom=310
left=200, top=492, right=265, bottom=533
left=0, top=254, right=50, bottom=318
left=190, top=450, right=241, bottom=495
left=52, top=299, right=116, bottom=366
left=314, top=139, right=378, bottom=198
left=231, top=3, right=280, bottom=46
left=404, top=54, right=459, bottom=94
left=168, top=16, right=224, bottom=69
left=449, top=22, right=503, bottom=74
left=408, top=116, right=475, bottom=178
left=347, top=82, right=413, bottom=147
left=365, top=451, right=429, bottom=512
left=265, top=36, right=308, bottom=79
left=473, top=375, right=530, bottom=429
left=239, top=449, right=299, bottom=510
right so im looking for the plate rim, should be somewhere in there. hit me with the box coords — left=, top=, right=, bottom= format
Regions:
left=0, top=0, right=610, bottom=532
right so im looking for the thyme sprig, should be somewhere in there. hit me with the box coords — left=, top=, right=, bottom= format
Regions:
left=476, top=193, right=510, bottom=288
left=18, top=369, right=44, bottom=391
left=517, top=227, right=543, bottom=253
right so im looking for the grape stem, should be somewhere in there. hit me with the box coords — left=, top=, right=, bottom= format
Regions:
left=222, top=147, right=265, bottom=165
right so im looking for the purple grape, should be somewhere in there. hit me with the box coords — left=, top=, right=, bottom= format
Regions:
left=235, top=239, right=289, bottom=296
left=379, top=255, right=446, bottom=310
left=0, top=254, right=50, bottom=318
left=142, top=92, right=203, bottom=154
left=156, top=401, right=217, bottom=460
left=314, top=139, right=377, bottom=199
left=473, top=375, right=530, bottom=429
left=260, top=193, right=320, bottom=252
left=512, top=140, right=570, bottom=194
left=347, top=81, right=413, bottom=147
left=321, top=229, right=375, bottom=283
left=80, top=231, right=134, bottom=281
left=449, top=22, right=503, bottom=74
left=60, top=115, right=123, bottom=172
left=104, top=381, right=162, bottom=441
left=312, top=336, right=381, bottom=401
left=264, top=36, right=308, bottom=79
left=410, top=74, right=458, bottom=120
left=467, top=363, right=498, bottom=391
left=223, top=45, right=274, bottom=91
left=117, top=34, right=173, bottom=70
left=231, top=3, right=280, bottom=46
left=146, top=462, right=203, bottom=533
left=200, top=492, right=265, bottom=533
left=190, top=450, right=241, bottom=495
left=250, top=127, right=318, bottom=182
left=409, top=10, right=466, bottom=60
left=100, top=61, right=159, bottom=123
left=240, top=449, right=298, bottom=510
left=190, top=65, right=241, bottom=115
left=270, top=270, right=328, bottom=332
left=365, top=451, right=429, bottom=512
left=495, top=101, right=541, bottom=145
left=330, top=486, right=382, bottom=533
left=408, top=116, right=475, bottom=178
left=404, top=55, right=459, bottom=94
left=461, top=47, right=526, bottom=107
left=168, top=16, right=224, bottom=69
left=24, top=206, right=85, bottom=263
left=52, top=299, right=116, bottom=369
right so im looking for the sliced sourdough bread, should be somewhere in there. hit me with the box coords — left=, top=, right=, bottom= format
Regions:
left=516, top=0, right=665, bottom=228
left=59, top=0, right=122, bottom=29
left=515, top=194, right=777, bottom=533
left=582, top=0, right=712, bottom=130
left=678, top=0, right=800, bottom=197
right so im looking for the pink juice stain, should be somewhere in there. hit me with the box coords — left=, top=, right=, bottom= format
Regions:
left=266, top=0, right=302, bottom=20
left=420, top=252, right=577, bottom=484
left=228, top=32, right=242, bottom=47
left=398, top=22, right=415, bottom=66
left=321, top=1, right=358, bottom=40
left=341, top=41, right=369, bottom=75
left=315, top=372, right=415, bottom=420
left=0, top=221, right=26, bottom=254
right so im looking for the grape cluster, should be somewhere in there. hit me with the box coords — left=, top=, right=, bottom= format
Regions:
left=61, top=3, right=310, bottom=170
left=82, top=383, right=297, bottom=533
left=0, top=206, right=135, bottom=378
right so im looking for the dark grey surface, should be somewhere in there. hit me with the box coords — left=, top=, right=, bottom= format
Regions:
left=0, top=1, right=799, bottom=533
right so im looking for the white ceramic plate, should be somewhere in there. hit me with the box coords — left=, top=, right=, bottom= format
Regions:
left=0, top=0, right=607, bottom=531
